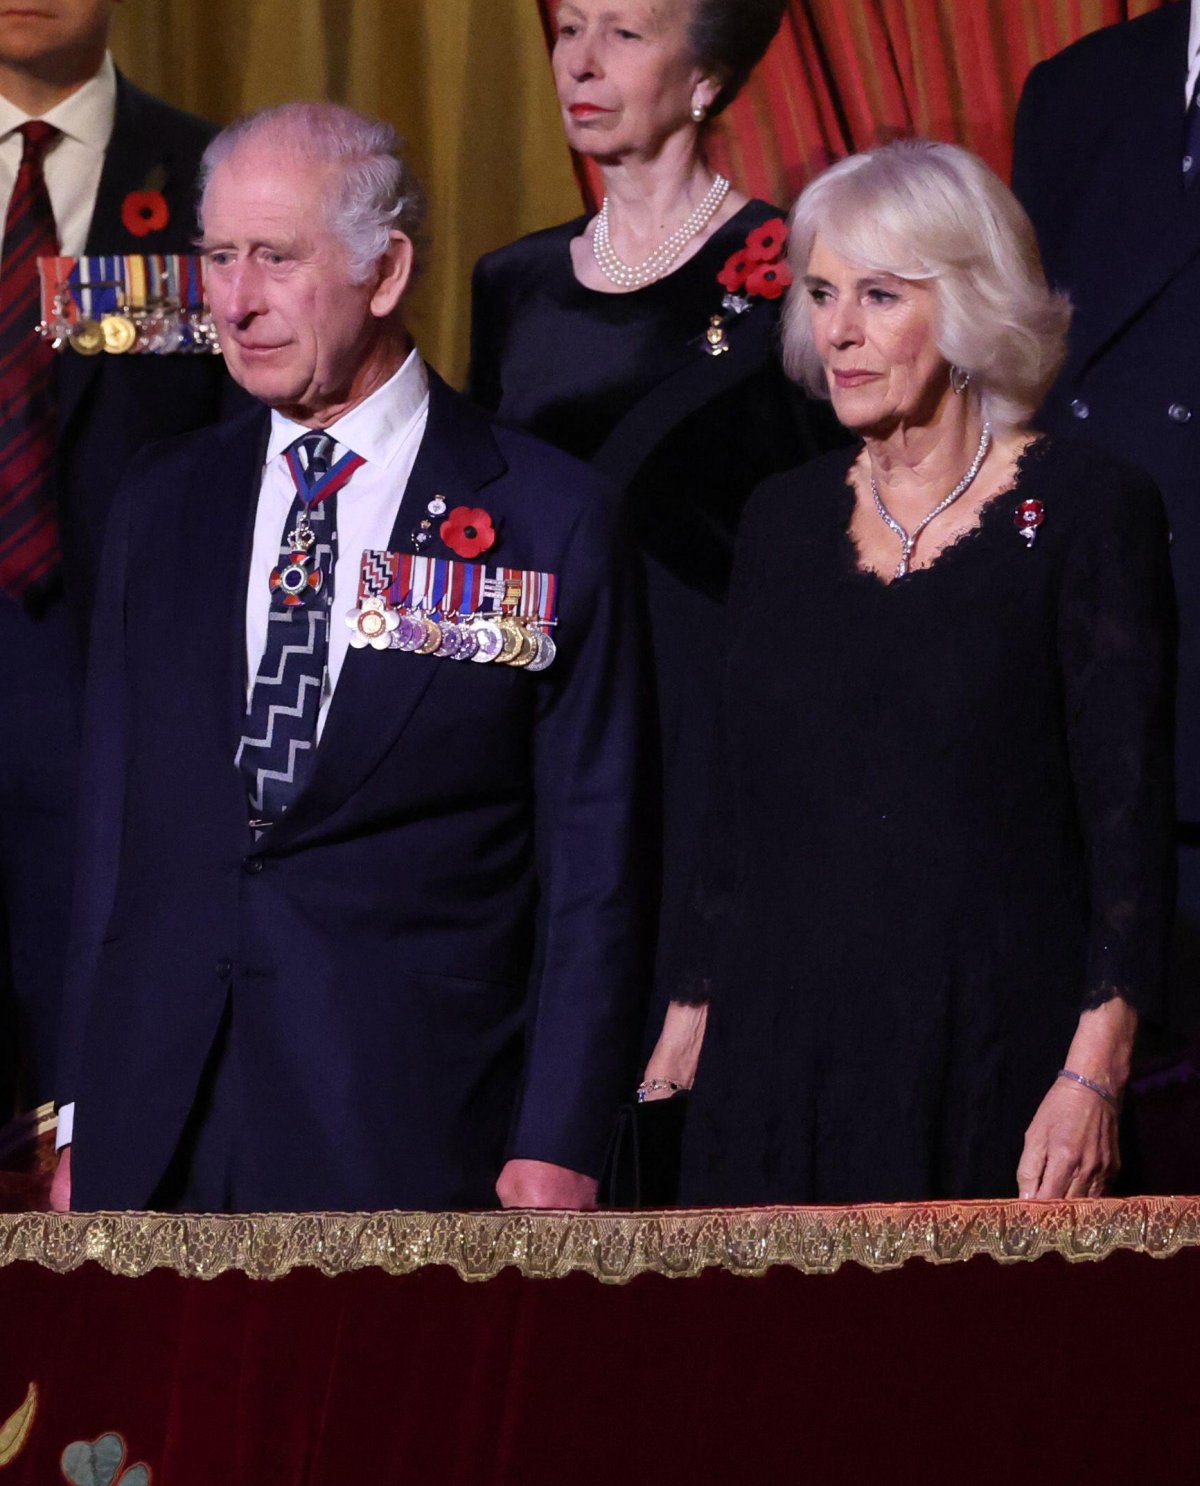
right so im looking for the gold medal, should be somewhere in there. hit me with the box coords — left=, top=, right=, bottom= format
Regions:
left=69, top=318, right=104, bottom=356
left=495, top=617, right=526, bottom=665
left=101, top=313, right=138, bottom=354
left=416, top=615, right=443, bottom=654
left=506, top=622, right=540, bottom=669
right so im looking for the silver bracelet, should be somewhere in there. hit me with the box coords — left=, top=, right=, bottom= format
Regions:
left=1057, top=1067, right=1121, bottom=1110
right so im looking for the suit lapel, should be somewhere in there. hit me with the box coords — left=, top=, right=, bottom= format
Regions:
left=264, top=371, right=508, bottom=846
left=188, top=407, right=271, bottom=756
left=1067, top=4, right=1200, bottom=370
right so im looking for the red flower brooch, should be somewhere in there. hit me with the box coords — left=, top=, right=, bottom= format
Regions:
left=717, top=216, right=793, bottom=301
left=440, top=506, right=497, bottom=560
left=705, top=216, right=794, bottom=354
left=1014, top=498, right=1045, bottom=549
left=122, top=189, right=169, bottom=237
left=717, top=249, right=751, bottom=294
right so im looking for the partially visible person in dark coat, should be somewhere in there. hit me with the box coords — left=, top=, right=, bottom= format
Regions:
left=1012, top=0, right=1200, bottom=1063
left=469, top=1, right=842, bottom=1121
left=0, top=0, right=237, bottom=1122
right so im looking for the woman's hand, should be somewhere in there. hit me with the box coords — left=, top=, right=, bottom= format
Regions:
left=638, top=1001, right=708, bottom=1100
left=1017, top=1079, right=1120, bottom=1198
left=1016, top=996, right=1137, bottom=1199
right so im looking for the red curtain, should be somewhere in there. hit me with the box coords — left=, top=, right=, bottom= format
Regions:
left=537, top=0, right=1167, bottom=207
left=5, top=1251, right=1200, bottom=1483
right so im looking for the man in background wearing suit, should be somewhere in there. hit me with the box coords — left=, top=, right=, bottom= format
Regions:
left=1013, top=0, right=1200, bottom=1065
left=51, top=102, right=648, bottom=1214
left=0, top=0, right=233, bottom=1121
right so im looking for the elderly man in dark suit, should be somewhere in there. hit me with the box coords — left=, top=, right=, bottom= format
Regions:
left=1013, top=0, right=1200, bottom=1044
left=51, top=101, right=649, bottom=1214
left=0, top=0, right=234, bottom=1121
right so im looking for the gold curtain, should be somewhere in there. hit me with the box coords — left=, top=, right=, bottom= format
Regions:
left=110, top=0, right=582, bottom=386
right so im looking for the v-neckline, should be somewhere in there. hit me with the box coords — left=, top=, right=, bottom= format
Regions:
left=838, top=437, right=1047, bottom=589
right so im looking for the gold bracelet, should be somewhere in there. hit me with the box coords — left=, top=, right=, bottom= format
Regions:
left=636, top=1078, right=688, bottom=1103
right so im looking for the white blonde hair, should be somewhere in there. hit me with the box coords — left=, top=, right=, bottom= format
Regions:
left=781, top=138, right=1070, bottom=430
left=199, top=101, right=426, bottom=283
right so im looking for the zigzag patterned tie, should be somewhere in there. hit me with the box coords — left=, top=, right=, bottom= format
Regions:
left=0, top=122, right=61, bottom=601
left=237, top=431, right=364, bottom=828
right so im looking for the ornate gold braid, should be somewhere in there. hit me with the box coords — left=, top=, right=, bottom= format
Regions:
left=2, top=1198, right=1199, bottom=1284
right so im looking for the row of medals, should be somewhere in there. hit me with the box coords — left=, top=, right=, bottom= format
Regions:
left=40, top=302, right=222, bottom=356
left=350, top=596, right=557, bottom=671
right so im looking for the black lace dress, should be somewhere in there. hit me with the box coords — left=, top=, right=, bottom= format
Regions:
left=469, top=203, right=842, bottom=1022
left=678, top=438, right=1177, bottom=1205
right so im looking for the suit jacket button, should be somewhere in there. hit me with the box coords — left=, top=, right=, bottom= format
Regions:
left=1070, top=398, right=1089, bottom=419
left=242, top=856, right=264, bottom=874
left=1168, top=402, right=1192, bottom=424
left=215, top=958, right=232, bottom=980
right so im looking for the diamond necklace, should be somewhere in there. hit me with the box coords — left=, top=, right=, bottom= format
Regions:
left=871, top=422, right=993, bottom=579
left=591, top=174, right=731, bottom=290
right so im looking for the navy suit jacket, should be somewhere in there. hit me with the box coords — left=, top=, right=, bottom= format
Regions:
left=61, top=371, right=652, bottom=1212
left=0, top=74, right=239, bottom=1113
left=55, top=72, right=240, bottom=634
left=1012, top=1, right=1200, bottom=816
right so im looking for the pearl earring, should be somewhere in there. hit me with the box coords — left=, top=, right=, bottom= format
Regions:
left=691, top=104, right=707, bottom=123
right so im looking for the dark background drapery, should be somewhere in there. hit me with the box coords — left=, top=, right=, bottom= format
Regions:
left=537, top=0, right=1168, bottom=210
left=112, top=1, right=1172, bottom=384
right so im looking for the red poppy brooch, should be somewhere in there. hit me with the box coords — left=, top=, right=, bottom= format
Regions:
left=440, top=506, right=497, bottom=560
left=1014, top=498, right=1045, bottom=549
left=705, top=216, right=794, bottom=355
left=121, top=189, right=169, bottom=238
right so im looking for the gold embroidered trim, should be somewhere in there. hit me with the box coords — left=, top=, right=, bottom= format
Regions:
left=2, top=1197, right=1199, bottom=1284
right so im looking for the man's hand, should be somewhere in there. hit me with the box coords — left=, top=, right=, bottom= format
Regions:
left=49, top=1147, right=71, bottom=1213
left=496, top=1158, right=598, bottom=1210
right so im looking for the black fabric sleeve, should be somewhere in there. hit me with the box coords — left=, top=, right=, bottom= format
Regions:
left=1056, top=466, right=1178, bottom=1019
left=465, top=254, right=505, bottom=412
left=666, top=475, right=780, bottom=1006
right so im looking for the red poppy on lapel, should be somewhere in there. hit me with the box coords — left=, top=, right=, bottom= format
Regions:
left=718, top=249, right=750, bottom=294
left=745, top=259, right=793, bottom=300
left=440, top=506, right=497, bottom=560
left=745, top=217, right=788, bottom=263
left=121, top=189, right=169, bottom=237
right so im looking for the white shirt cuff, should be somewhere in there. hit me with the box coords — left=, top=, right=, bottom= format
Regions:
left=55, top=1102, right=74, bottom=1149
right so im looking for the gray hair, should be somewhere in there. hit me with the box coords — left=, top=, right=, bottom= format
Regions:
left=781, top=138, right=1071, bottom=431
left=687, top=0, right=787, bottom=117
left=199, top=101, right=427, bottom=282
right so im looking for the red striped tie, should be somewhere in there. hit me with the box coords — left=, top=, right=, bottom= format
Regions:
left=0, top=121, right=61, bottom=602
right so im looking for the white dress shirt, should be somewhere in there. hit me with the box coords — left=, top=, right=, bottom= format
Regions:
left=0, top=52, right=116, bottom=253
left=56, top=351, right=431, bottom=1151
left=246, top=349, right=431, bottom=737
left=1188, top=0, right=1200, bottom=104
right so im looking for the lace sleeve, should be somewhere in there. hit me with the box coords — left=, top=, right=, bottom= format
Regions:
left=667, top=478, right=778, bottom=1006
left=1056, top=464, right=1177, bottom=1018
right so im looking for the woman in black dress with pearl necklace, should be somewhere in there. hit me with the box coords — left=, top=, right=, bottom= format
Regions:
left=659, top=139, right=1177, bottom=1205
left=469, top=2, right=838, bottom=1111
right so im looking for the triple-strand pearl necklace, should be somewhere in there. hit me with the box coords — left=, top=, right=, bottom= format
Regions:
left=591, top=174, right=731, bottom=290
left=871, top=422, right=993, bottom=580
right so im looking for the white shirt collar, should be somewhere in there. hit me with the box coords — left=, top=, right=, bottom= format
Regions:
left=1191, top=0, right=1200, bottom=78
left=266, top=348, right=430, bottom=470
left=0, top=50, right=116, bottom=148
